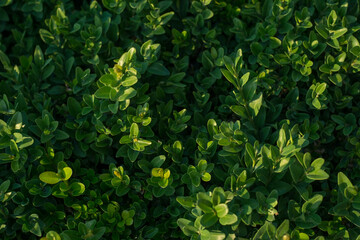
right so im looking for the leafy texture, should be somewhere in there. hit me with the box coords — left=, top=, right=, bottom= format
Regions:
left=0, top=0, right=359, bottom=239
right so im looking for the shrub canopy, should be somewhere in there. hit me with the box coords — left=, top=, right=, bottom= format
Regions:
left=1, top=0, right=360, bottom=239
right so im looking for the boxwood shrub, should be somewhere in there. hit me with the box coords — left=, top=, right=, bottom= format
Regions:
left=1, top=0, right=360, bottom=239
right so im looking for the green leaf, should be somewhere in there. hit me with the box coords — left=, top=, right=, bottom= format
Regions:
left=328, top=74, right=342, bottom=86
left=327, top=10, right=337, bottom=26
left=91, top=226, right=106, bottom=240
left=221, top=69, right=238, bottom=89
left=330, top=28, right=348, bottom=39
left=189, top=171, right=201, bottom=187
left=148, top=62, right=170, bottom=76
left=46, top=231, right=62, bottom=240
left=177, top=218, right=198, bottom=236
left=9, top=112, right=22, bottom=130
left=130, top=123, right=139, bottom=138
left=67, top=97, right=81, bottom=116
left=197, top=199, right=213, bottom=213
left=219, top=213, right=237, bottom=225
left=239, top=72, right=250, bottom=87
left=315, top=25, right=329, bottom=39
left=0, top=180, right=10, bottom=194
left=202, top=172, right=211, bottom=182
left=307, top=169, right=329, bottom=180
left=59, top=167, right=72, bottom=180
left=151, top=155, right=166, bottom=168
left=39, top=171, right=61, bottom=184
left=151, top=168, right=164, bottom=178
left=119, top=135, right=131, bottom=144
left=200, top=213, right=218, bottom=228
left=346, top=210, right=360, bottom=227
left=276, top=220, right=290, bottom=239
left=207, top=119, right=218, bottom=138
left=243, top=79, right=257, bottom=102
left=302, top=194, right=323, bottom=213
left=176, top=196, right=195, bottom=208
left=117, top=87, right=137, bottom=101
left=214, top=204, right=228, bottom=218
left=212, top=187, right=225, bottom=206
left=70, top=182, right=85, bottom=196
left=122, top=76, right=138, bottom=87
left=249, top=93, right=263, bottom=116
left=315, top=83, right=327, bottom=95
left=99, top=74, right=117, bottom=86
left=338, top=172, right=354, bottom=197
left=230, top=105, right=247, bottom=118
left=34, top=45, right=44, bottom=66
left=94, top=86, right=114, bottom=99
left=312, top=98, right=321, bottom=109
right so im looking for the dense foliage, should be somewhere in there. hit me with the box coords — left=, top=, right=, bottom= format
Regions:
left=1, top=0, right=360, bottom=239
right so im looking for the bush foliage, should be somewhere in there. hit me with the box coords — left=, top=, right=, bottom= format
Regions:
left=1, top=0, right=360, bottom=239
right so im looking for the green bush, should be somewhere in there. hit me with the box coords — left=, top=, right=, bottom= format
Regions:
left=1, top=0, right=360, bottom=239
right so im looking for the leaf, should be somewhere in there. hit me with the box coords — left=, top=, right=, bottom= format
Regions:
left=0, top=0, right=12, bottom=7
left=130, top=123, right=139, bottom=138
left=92, top=227, right=106, bottom=240
left=34, top=45, right=44, bottom=66
left=0, top=180, right=10, bottom=194
left=312, top=98, right=321, bottom=109
left=39, top=171, right=61, bottom=184
left=122, top=76, right=138, bottom=87
left=276, top=220, right=290, bottom=239
left=151, top=168, right=164, bottom=178
left=302, top=194, right=323, bottom=213
left=249, top=93, right=263, bottom=116
left=70, top=182, right=85, bottom=196
left=189, top=171, right=201, bottom=187
left=177, top=219, right=198, bottom=236
left=201, top=230, right=226, bottom=240
left=307, top=169, right=329, bottom=180
left=245, top=143, right=255, bottom=161
left=94, top=86, right=114, bottom=99
left=65, top=57, right=75, bottom=76
left=202, top=172, right=211, bottom=182
left=315, top=83, right=326, bottom=95
left=9, top=112, right=22, bottom=130
left=67, top=97, right=81, bottom=116
left=212, top=187, right=226, bottom=206
left=346, top=210, right=360, bottom=227
left=207, top=119, right=218, bottom=137
left=117, top=87, right=137, bottom=101
left=221, top=69, right=238, bottom=89
left=197, top=199, right=213, bottom=213
left=214, top=204, right=228, bottom=218
left=281, top=145, right=297, bottom=156
left=200, top=213, right=218, bottom=227
left=240, top=72, right=250, bottom=87
left=59, top=167, right=72, bottom=180
left=151, top=155, right=166, bottom=168
left=230, top=105, right=247, bottom=118
left=243, top=79, right=257, bottom=102
left=42, top=64, right=55, bottom=79
left=99, top=74, right=117, bottom=86
left=119, top=135, right=131, bottom=144
left=328, top=74, right=342, bottom=86
left=330, top=28, right=348, bottom=39
left=219, top=213, right=237, bottom=225
left=46, top=231, right=61, bottom=240
left=148, top=62, right=170, bottom=76
left=176, top=196, right=195, bottom=208
left=338, top=172, right=354, bottom=197
left=315, top=25, right=329, bottom=39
